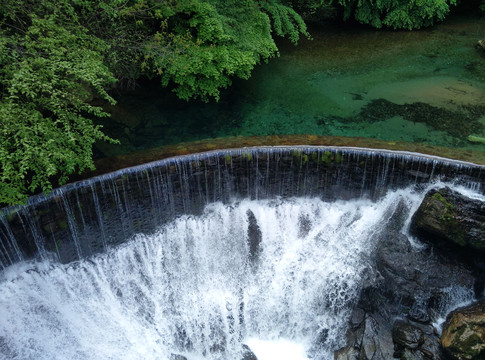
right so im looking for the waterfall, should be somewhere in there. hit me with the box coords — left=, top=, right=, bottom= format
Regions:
left=0, top=146, right=484, bottom=359
left=1, top=147, right=483, bottom=271
left=0, top=186, right=479, bottom=360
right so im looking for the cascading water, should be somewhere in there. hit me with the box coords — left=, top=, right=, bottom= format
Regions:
left=0, top=147, right=484, bottom=360
left=0, top=187, right=479, bottom=360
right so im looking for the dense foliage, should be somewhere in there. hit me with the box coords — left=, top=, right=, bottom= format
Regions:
left=333, top=0, right=457, bottom=29
left=142, top=0, right=308, bottom=100
left=0, top=0, right=308, bottom=205
left=288, top=0, right=458, bottom=29
left=0, top=2, right=118, bottom=205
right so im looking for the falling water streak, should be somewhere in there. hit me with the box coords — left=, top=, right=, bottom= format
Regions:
left=0, top=216, right=22, bottom=265
left=61, top=196, right=82, bottom=260
left=0, top=194, right=386, bottom=359
left=90, top=184, right=108, bottom=253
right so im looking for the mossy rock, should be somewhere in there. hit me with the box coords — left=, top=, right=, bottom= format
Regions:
left=441, top=300, right=485, bottom=359
left=321, top=151, right=334, bottom=164
left=242, top=152, right=253, bottom=161
left=410, top=187, right=485, bottom=250
left=224, top=154, right=232, bottom=164
left=301, top=153, right=309, bottom=165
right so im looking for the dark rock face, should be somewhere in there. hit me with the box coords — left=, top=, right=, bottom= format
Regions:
left=335, top=311, right=394, bottom=360
left=410, top=187, right=485, bottom=251
left=334, top=346, right=359, bottom=360
left=392, top=320, right=424, bottom=350
left=441, top=300, right=485, bottom=360
left=335, top=197, right=477, bottom=360
left=392, top=320, right=441, bottom=360
left=375, top=230, right=475, bottom=313
left=247, top=210, right=262, bottom=263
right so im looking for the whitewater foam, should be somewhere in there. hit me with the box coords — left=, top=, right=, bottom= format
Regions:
left=0, top=186, right=478, bottom=359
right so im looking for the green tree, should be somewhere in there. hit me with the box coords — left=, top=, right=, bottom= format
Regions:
left=79, top=0, right=309, bottom=101
left=0, top=3, right=117, bottom=205
left=0, top=0, right=309, bottom=205
left=333, top=0, right=457, bottom=29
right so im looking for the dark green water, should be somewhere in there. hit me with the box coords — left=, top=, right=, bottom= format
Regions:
left=95, top=15, right=485, bottom=158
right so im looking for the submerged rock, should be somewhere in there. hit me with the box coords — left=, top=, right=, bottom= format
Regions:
left=441, top=300, right=485, bottom=360
left=476, top=39, right=485, bottom=50
left=410, top=187, right=485, bottom=251
left=467, top=135, right=485, bottom=145
left=241, top=344, right=258, bottom=360
left=170, top=354, right=188, bottom=360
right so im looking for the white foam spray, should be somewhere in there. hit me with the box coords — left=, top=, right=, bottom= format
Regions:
left=0, top=186, right=478, bottom=359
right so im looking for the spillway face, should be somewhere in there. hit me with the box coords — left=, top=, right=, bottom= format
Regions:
left=0, top=147, right=484, bottom=359
left=1, top=147, right=483, bottom=269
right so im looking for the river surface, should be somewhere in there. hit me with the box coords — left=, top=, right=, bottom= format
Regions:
left=95, top=15, right=485, bottom=159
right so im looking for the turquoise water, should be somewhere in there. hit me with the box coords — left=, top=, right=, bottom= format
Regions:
left=95, top=15, right=485, bottom=158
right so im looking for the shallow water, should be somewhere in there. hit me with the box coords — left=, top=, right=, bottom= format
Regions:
left=96, top=15, right=485, bottom=158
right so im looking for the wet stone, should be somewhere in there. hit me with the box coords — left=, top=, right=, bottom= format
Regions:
left=392, top=320, right=424, bottom=350
left=401, top=348, right=425, bottom=360
left=350, top=308, right=365, bottom=329
left=410, top=187, right=485, bottom=251
left=408, top=301, right=431, bottom=324
left=360, top=317, right=395, bottom=359
left=420, top=335, right=442, bottom=359
left=441, top=300, right=485, bottom=360
left=334, top=346, right=359, bottom=360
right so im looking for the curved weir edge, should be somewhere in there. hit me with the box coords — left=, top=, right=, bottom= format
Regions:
left=1, top=146, right=484, bottom=270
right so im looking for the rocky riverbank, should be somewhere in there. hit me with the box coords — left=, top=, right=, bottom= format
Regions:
left=334, top=187, right=485, bottom=360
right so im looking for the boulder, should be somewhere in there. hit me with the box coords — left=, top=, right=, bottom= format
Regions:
left=392, top=320, right=424, bottom=350
left=370, top=229, right=475, bottom=317
left=441, top=300, right=485, bottom=360
left=410, top=187, right=485, bottom=251
left=392, top=319, right=442, bottom=359
left=334, top=311, right=394, bottom=360
left=335, top=193, right=481, bottom=360
left=336, top=228, right=473, bottom=360
left=360, top=314, right=394, bottom=359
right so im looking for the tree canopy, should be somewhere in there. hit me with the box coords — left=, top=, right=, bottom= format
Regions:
left=334, top=0, right=457, bottom=29
left=0, top=2, right=118, bottom=205
left=0, top=0, right=308, bottom=205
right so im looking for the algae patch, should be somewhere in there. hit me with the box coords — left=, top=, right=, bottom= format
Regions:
left=467, top=135, right=485, bottom=145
